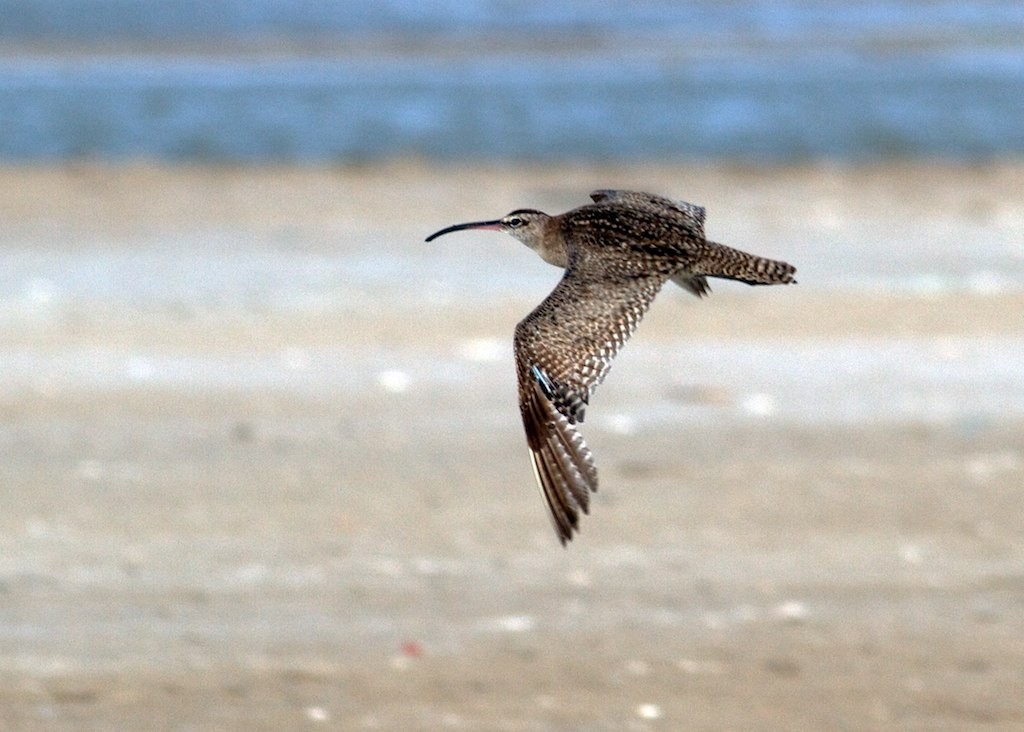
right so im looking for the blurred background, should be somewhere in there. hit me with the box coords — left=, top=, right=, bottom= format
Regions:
left=2, top=0, right=1023, bottom=163
left=2, top=2, right=1024, bottom=731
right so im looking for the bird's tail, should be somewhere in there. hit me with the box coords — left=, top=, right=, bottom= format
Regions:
left=693, top=242, right=797, bottom=286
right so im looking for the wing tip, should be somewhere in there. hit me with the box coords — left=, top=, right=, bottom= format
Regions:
left=523, top=376, right=599, bottom=546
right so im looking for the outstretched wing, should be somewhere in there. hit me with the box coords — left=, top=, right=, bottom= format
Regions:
left=590, top=189, right=706, bottom=237
left=520, top=368, right=598, bottom=544
left=514, top=248, right=671, bottom=543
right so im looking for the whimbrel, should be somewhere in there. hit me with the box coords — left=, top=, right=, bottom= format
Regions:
left=426, top=190, right=796, bottom=544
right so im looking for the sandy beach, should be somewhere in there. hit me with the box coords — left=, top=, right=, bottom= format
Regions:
left=1, top=162, right=1023, bottom=730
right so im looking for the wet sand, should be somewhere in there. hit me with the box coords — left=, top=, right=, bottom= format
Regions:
left=1, top=163, right=1023, bottom=730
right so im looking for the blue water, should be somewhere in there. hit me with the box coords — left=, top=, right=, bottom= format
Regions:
left=1, top=0, right=1023, bottom=162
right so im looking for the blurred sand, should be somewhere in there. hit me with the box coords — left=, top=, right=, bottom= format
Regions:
left=0, top=162, right=1023, bottom=730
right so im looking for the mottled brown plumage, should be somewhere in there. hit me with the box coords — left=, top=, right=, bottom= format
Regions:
left=426, top=190, right=796, bottom=545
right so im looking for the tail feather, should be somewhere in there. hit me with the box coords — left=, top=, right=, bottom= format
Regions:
left=693, top=242, right=797, bottom=286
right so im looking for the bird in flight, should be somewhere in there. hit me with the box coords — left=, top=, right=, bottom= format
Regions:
left=426, top=190, right=796, bottom=544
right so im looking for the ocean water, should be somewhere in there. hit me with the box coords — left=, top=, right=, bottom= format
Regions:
left=1, top=0, right=1023, bottom=162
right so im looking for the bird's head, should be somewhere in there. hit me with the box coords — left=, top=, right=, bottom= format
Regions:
left=426, top=208, right=565, bottom=266
left=426, top=209, right=551, bottom=249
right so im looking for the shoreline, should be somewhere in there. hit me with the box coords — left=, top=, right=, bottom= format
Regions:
left=1, top=161, right=1022, bottom=730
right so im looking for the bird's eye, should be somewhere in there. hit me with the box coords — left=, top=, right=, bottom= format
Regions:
left=506, top=216, right=525, bottom=228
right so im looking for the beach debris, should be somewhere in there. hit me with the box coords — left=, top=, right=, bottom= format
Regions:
left=376, top=369, right=411, bottom=393
left=602, top=413, right=637, bottom=435
left=400, top=640, right=424, bottom=658
left=635, top=703, right=662, bottom=720
left=773, top=600, right=810, bottom=623
left=676, top=658, right=727, bottom=675
left=389, top=654, right=413, bottom=671
left=741, top=392, right=776, bottom=416
left=305, top=706, right=330, bottom=722
left=456, top=337, right=504, bottom=362
left=763, top=657, right=802, bottom=677
left=964, top=451, right=1021, bottom=484
left=281, top=346, right=311, bottom=371
left=231, top=421, right=255, bottom=442
left=899, top=543, right=924, bottom=565
left=482, top=614, right=535, bottom=633
left=566, top=568, right=592, bottom=587
left=666, top=383, right=733, bottom=406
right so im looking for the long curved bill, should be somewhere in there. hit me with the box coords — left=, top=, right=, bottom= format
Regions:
left=425, top=219, right=503, bottom=242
